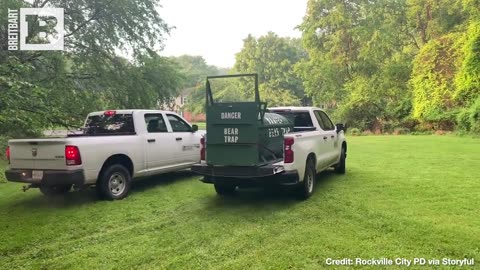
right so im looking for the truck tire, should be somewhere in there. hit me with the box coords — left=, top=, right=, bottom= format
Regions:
left=97, top=164, right=131, bottom=200
left=335, top=147, right=346, bottom=174
left=296, top=158, right=316, bottom=200
left=39, top=185, right=71, bottom=196
left=214, top=183, right=236, bottom=196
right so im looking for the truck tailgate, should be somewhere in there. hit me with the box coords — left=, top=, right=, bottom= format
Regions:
left=9, top=139, right=68, bottom=170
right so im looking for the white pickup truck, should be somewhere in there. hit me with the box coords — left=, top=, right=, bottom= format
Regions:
left=192, top=106, right=347, bottom=199
left=269, top=107, right=347, bottom=198
left=5, top=110, right=204, bottom=200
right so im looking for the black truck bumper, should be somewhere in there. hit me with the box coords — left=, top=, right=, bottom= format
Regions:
left=5, top=169, right=85, bottom=186
left=191, top=163, right=299, bottom=187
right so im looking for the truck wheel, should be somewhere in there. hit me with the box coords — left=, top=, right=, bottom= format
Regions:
left=97, top=164, right=131, bottom=200
left=335, top=147, right=346, bottom=174
left=39, top=185, right=72, bottom=196
left=296, top=158, right=316, bottom=200
left=214, top=183, right=236, bottom=196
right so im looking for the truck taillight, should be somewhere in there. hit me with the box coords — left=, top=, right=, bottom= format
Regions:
left=200, top=137, right=206, bottom=161
left=104, top=110, right=116, bottom=116
left=284, top=137, right=294, bottom=163
left=5, top=146, right=10, bottom=164
left=65, top=145, right=82, bottom=166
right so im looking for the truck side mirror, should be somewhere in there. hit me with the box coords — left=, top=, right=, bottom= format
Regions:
left=336, top=123, right=346, bottom=133
left=191, top=125, right=199, bottom=132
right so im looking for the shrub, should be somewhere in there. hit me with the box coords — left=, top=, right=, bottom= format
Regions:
left=469, top=97, right=480, bottom=134
left=349, top=128, right=361, bottom=136
left=362, top=130, right=374, bottom=136
left=456, top=108, right=471, bottom=131
left=393, top=128, right=410, bottom=135
left=382, top=122, right=394, bottom=133
left=411, top=131, right=433, bottom=135
left=400, top=117, right=419, bottom=130
left=456, top=96, right=480, bottom=134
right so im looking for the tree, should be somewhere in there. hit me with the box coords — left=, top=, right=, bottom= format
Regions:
left=170, top=55, right=225, bottom=115
left=0, top=0, right=182, bottom=136
left=171, top=55, right=219, bottom=88
left=454, top=21, right=480, bottom=106
left=298, top=0, right=415, bottom=129
left=409, top=2, right=479, bottom=130
left=410, top=34, right=462, bottom=129
left=297, top=0, right=475, bottom=131
left=233, top=32, right=305, bottom=106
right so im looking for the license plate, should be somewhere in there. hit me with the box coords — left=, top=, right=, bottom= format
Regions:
left=32, top=170, right=44, bottom=180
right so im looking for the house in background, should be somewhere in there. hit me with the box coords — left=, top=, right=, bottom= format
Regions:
left=167, top=88, right=206, bottom=122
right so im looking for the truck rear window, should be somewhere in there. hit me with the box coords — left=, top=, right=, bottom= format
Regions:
left=269, top=111, right=315, bottom=132
left=83, top=114, right=135, bottom=135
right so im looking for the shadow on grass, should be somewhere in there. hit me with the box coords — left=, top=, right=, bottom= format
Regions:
left=6, top=169, right=346, bottom=211
left=315, top=169, right=345, bottom=190
left=6, top=187, right=99, bottom=209
left=130, top=170, right=199, bottom=194
left=6, top=170, right=199, bottom=209
left=202, top=169, right=342, bottom=212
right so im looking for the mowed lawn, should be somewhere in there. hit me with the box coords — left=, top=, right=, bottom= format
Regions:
left=0, top=136, right=479, bottom=269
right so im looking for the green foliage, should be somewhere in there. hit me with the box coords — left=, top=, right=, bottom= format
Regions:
left=299, top=0, right=417, bottom=130
left=300, top=0, right=477, bottom=132
left=411, top=19, right=480, bottom=132
left=191, top=122, right=206, bottom=130
left=209, top=78, right=253, bottom=103
left=259, top=84, right=302, bottom=107
left=0, top=0, right=182, bottom=137
left=410, top=33, right=462, bottom=128
left=184, top=33, right=306, bottom=113
left=1, top=0, right=479, bottom=136
left=466, top=96, right=480, bottom=133
left=455, top=97, right=480, bottom=135
left=172, top=56, right=225, bottom=115
left=456, top=107, right=472, bottom=131
left=454, top=21, right=480, bottom=105
left=406, top=0, right=466, bottom=46
left=348, top=128, right=361, bottom=136
left=184, top=86, right=207, bottom=115
left=234, top=32, right=305, bottom=105
left=335, top=76, right=384, bottom=131
left=393, top=127, right=411, bottom=135
left=171, top=55, right=220, bottom=88
left=411, top=130, right=433, bottom=135
left=0, top=57, right=44, bottom=136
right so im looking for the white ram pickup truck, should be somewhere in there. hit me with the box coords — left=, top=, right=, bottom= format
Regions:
left=5, top=110, right=204, bottom=200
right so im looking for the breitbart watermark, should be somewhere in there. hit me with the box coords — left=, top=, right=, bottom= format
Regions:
left=326, top=257, right=475, bottom=267
left=7, top=7, right=64, bottom=51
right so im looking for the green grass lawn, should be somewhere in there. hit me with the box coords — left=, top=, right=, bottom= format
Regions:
left=0, top=136, right=479, bottom=269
